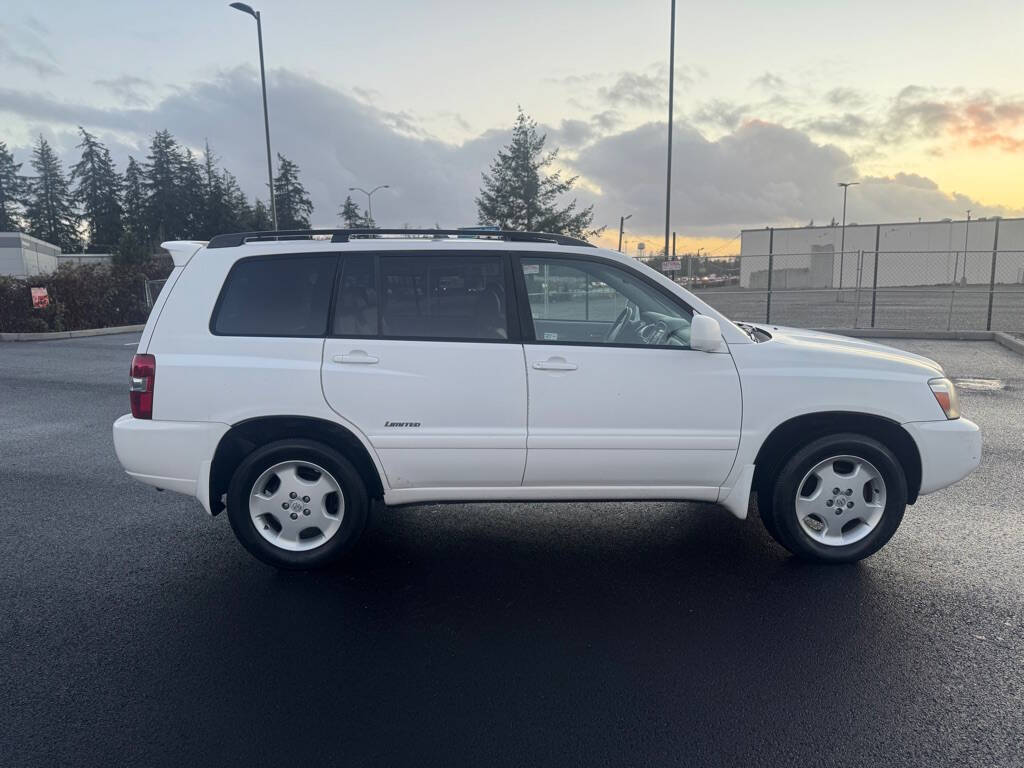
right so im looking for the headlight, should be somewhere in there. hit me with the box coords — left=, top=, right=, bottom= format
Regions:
left=928, top=377, right=960, bottom=419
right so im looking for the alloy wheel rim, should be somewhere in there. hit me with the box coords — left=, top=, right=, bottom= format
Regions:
left=795, top=454, right=886, bottom=547
left=249, top=460, right=345, bottom=552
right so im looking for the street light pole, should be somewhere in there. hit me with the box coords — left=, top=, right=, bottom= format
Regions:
left=618, top=214, right=632, bottom=252
left=837, top=181, right=859, bottom=294
left=349, top=185, right=390, bottom=225
left=664, top=0, right=676, bottom=259
left=230, top=3, right=278, bottom=231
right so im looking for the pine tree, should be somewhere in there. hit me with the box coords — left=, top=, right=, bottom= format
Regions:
left=0, top=141, right=27, bottom=232
left=476, top=108, right=597, bottom=239
left=25, top=135, right=80, bottom=251
left=143, top=130, right=187, bottom=243
left=221, top=170, right=253, bottom=233
left=272, top=154, right=313, bottom=229
left=339, top=195, right=367, bottom=228
left=177, top=148, right=205, bottom=239
left=250, top=198, right=272, bottom=230
left=70, top=127, right=123, bottom=252
left=122, top=156, right=147, bottom=239
left=200, top=141, right=228, bottom=238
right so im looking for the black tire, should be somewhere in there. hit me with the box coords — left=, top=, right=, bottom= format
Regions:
left=227, top=439, right=369, bottom=570
left=763, top=433, right=908, bottom=563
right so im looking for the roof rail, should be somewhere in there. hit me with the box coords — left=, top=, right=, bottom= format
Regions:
left=205, top=228, right=595, bottom=249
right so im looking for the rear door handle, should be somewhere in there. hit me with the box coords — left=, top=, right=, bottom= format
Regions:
left=333, top=350, right=379, bottom=364
left=532, top=356, right=577, bottom=371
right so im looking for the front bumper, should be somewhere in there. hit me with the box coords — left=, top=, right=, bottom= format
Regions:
left=112, top=414, right=229, bottom=513
left=903, top=417, right=982, bottom=495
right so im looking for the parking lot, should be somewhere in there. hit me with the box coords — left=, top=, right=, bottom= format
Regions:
left=1, top=333, right=1022, bottom=767
left=694, top=284, right=1024, bottom=332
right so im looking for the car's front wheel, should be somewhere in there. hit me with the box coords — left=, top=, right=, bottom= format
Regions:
left=227, top=439, right=369, bottom=569
left=763, top=433, right=908, bottom=563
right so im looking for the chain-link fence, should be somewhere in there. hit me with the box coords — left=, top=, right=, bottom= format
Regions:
left=690, top=249, right=1024, bottom=332
left=144, top=279, right=167, bottom=309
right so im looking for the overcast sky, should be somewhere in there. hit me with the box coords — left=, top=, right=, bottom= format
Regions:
left=2, top=0, right=1023, bottom=253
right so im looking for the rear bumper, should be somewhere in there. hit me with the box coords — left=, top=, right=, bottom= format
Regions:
left=903, top=417, right=982, bottom=495
left=112, top=414, right=229, bottom=513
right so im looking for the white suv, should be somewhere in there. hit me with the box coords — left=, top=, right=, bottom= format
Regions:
left=113, top=229, right=981, bottom=569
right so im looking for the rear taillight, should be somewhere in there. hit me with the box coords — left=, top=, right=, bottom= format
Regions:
left=130, top=354, right=156, bottom=419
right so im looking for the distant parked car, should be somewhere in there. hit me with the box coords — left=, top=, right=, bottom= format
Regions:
left=113, top=228, right=981, bottom=569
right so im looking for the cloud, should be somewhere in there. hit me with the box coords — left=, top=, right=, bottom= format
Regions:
left=824, top=87, right=866, bottom=108
left=804, top=113, right=871, bottom=138
left=571, top=118, right=1014, bottom=237
left=94, top=75, right=154, bottom=107
left=2, top=68, right=1018, bottom=240
left=2, top=68, right=506, bottom=229
left=0, top=28, right=60, bottom=77
left=881, top=86, right=1024, bottom=150
left=751, top=72, right=785, bottom=91
left=597, top=72, right=667, bottom=110
left=692, top=100, right=751, bottom=131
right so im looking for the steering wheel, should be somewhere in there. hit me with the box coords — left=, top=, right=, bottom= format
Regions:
left=639, top=319, right=670, bottom=346
left=605, top=305, right=631, bottom=342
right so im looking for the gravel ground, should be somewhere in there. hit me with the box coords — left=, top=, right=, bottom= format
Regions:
left=1, top=334, right=1022, bottom=767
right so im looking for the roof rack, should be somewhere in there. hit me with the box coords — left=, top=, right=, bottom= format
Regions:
left=205, top=228, right=594, bottom=249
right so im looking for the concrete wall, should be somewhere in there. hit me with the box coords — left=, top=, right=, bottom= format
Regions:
left=740, top=217, right=1024, bottom=289
left=0, top=233, right=61, bottom=278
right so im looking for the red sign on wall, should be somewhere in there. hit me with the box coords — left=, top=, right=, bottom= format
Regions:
left=31, top=287, right=49, bottom=309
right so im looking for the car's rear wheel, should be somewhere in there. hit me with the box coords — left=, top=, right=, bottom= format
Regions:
left=227, top=439, right=368, bottom=569
left=762, top=433, right=908, bottom=563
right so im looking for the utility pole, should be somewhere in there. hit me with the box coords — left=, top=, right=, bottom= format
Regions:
left=618, top=214, right=632, bottom=252
left=664, top=0, right=676, bottom=259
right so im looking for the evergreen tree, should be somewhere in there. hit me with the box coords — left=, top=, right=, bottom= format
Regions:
left=178, top=148, right=205, bottom=239
left=250, top=198, right=272, bottom=230
left=221, top=170, right=253, bottom=233
left=272, top=154, right=313, bottom=229
left=25, top=135, right=80, bottom=251
left=200, top=141, right=228, bottom=237
left=143, top=130, right=187, bottom=243
left=476, top=108, right=597, bottom=239
left=0, top=141, right=27, bottom=232
left=339, top=195, right=367, bottom=228
left=122, top=156, right=147, bottom=240
left=70, top=127, right=123, bottom=252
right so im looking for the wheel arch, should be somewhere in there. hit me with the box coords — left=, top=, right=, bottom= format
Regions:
left=208, top=415, right=385, bottom=515
left=752, top=411, right=922, bottom=505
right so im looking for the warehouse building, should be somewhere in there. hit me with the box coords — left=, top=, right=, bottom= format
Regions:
left=739, top=216, right=1024, bottom=289
left=0, top=233, right=61, bottom=277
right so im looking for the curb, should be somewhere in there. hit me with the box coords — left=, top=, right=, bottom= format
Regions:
left=994, top=332, right=1024, bottom=357
left=0, top=324, right=145, bottom=342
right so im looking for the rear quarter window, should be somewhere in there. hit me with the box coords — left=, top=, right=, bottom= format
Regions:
left=211, top=254, right=337, bottom=337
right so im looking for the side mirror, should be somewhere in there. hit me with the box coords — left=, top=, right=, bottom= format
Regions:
left=690, top=314, right=724, bottom=352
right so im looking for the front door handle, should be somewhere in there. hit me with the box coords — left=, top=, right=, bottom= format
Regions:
left=532, top=356, right=577, bottom=371
left=333, top=350, right=379, bottom=365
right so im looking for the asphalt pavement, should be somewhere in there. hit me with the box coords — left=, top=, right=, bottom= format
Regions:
left=1, top=334, right=1022, bottom=767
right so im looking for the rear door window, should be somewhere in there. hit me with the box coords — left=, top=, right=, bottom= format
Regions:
left=212, top=254, right=337, bottom=337
left=380, top=255, right=508, bottom=340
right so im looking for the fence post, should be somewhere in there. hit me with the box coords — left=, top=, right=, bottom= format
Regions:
left=765, top=228, right=774, bottom=323
left=986, top=217, right=1000, bottom=331
left=870, top=225, right=880, bottom=328
left=853, top=250, right=864, bottom=328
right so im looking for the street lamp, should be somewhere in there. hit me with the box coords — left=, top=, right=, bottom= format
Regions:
left=664, top=0, right=677, bottom=259
left=837, top=181, right=859, bottom=294
left=618, top=214, right=632, bottom=252
left=349, top=185, right=390, bottom=225
left=229, top=2, right=277, bottom=230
